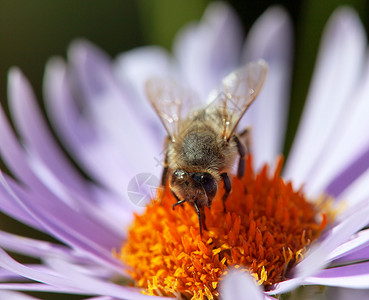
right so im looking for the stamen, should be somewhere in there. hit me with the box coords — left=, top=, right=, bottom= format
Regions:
left=116, top=155, right=330, bottom=299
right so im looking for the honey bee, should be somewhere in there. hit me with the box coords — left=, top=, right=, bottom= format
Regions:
left=145, top=60, right=268, bottom=235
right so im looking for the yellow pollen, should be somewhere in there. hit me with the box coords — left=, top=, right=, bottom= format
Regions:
left=116, top=155, right=329, bottom=299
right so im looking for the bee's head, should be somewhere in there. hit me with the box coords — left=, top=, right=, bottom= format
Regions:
left=170, top=169, right=218, bottom=208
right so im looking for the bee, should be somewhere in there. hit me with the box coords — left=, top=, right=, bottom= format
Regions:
left=145, top=60, right=268, bottom=235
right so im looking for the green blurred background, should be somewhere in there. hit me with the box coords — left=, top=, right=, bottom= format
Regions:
left=0, top=0, right=367, bottom=154
left=0, top=0, right=368, bottom=299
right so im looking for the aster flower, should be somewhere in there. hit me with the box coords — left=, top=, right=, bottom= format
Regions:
left=0, top=2, right=369, bottom=300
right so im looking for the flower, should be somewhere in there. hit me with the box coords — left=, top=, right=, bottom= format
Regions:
left=0, top=2, right=369, bottom=300
left=118, top=155, right=330, bottom=299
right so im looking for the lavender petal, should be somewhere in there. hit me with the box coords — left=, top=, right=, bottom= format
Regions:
left=328, top=228, right=369, bottom=262
left=0, top=173, right=123, bottom=272
left=241, top=6, right=293, bottom=168
left=67, top=40, right=163, bottom=198
left=173, top=2, right=242, bottom=100
left=0, top=249, right=164, bottom=300
left=220, top=269, right=264, bottom=300
left=8, top=67, right=91, bottom=203
left=284, top=8, right=366, bottom=194
left=303, top=261, right=369, bottom=288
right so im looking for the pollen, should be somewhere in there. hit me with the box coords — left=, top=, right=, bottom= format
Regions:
left=116, top=155, right=329, bottom=299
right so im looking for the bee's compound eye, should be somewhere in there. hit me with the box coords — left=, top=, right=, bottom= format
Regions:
left=193, top=173, right=218, bottom=200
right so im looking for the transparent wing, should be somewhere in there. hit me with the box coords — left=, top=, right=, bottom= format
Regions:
left=206, top=60, right=268, bottom=140
left=145, top=77, right=198, bottom=141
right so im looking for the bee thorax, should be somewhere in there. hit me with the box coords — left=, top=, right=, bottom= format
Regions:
left=180, top=131, right=225, bottom=167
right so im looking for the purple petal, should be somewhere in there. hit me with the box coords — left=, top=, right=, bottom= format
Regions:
left=0, top=85, right=127, bottom=269
left=294, top=199, right=369, bottom=278
left=42, top=255, right=168, bottom=300
left=44, top=58, right=129, bottom=198
left=43, top=58, right=100, bottom=176
left=0, top=283, right=81, bottom=294
left=303, top=261, right=369, bottom=288
left=44, top=58, right=152, bottom=215
left=326, top=144, right=369, bottom=198
left=330, top=243, right=369, bottom=267
left=241, top=6, right=293, bottom=168
left=9, top=67, right=132, bottom=232
left=0, top=173, right=38, bottom=230
left=173, top=1, right=243, bottom=100
left=114, top=46, right=172, bottom=139
left=0, top=291, right=39, bottom=300
left=0, top=249, right=165, bottom=300
left=46, top=59, right=147, bottom=237
left=332, top=244, right=369, bottom=266
left=1, top=263, right=66, bottom=279
left=66, top=41, right=163, bottom=198
left=284, top=8, right=367, bottom=194
left=1, top=69, right=127, bottom=239
left=0, top=104, right=52, bottom=231
left=266, top=200, right=369, bottom=295
left=307, top=53, right=369, bottom=201
left=0, top=268, right=26, bottom=281
left=86, top=297, right=115, bottom=300
left=0, top=173, right=123, bottom=272
left=220, top=269, right=264, bottom=300
left=8, top=67, right=91, bottom=203
left=328, top=228, right=369, bottom=262
left=0, top=77, right=48, bottom=201
left=0, top=249, right=85, bottom=292
left=87, top=185, right=134, bottom=237
left=0, top=230, right=87, bottom=263
left=266, top=278, right=303, bottom=295
left=335, top=171, right=369, bottom=213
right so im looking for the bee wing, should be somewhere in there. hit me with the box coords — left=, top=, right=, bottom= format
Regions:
left=206, top=60, right=268, bottom=140
left=145, top=77, right=197, bottom=141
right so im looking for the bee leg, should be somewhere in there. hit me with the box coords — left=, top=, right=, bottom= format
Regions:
left=194, top=201, right=206, bottom=236
left=172, top=199, right=187, bottom=210
left=239, top=127, right=252, bottom=153
left=159, top=138, right=171, bottom=203
left=161, top=165, right=168, bottom=186
left=160, top=137, right=171, bottom=186
left=171, top=190, right=186, bottom=210
left=159, top=163, right=168, bottom=204
left=221, top=172, right=231, bottom=212
left=234, top=134, right=247, bottom=178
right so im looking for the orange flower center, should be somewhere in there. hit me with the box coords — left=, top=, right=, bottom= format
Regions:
left=116, top=155, right=328, bottom=299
